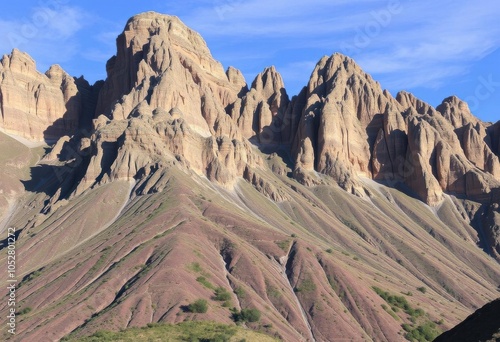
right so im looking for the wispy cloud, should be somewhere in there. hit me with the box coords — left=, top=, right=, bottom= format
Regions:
left=352, top=1, right=500, bottom=89
left=178, top=0, right=500, bottom=93
left=0, top=4, right=89, bottom=72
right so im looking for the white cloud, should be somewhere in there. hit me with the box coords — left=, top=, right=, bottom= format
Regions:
left=0, top=4, right=88, bottom=72
left=179, top=0, right=500, bottom=91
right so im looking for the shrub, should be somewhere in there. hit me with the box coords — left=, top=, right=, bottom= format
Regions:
left=189, top=262, right=202, bottom=273
left=188, top=299, right=208, bottom=313
left=404, top=321, right=440, bottom=342
left=233, top=308, right=261, bottom=323
left=295, top=278, right=316, bottom=293
left=326, top=248, right=333, bottom=254
left=372, top=287, right=426, bottom=318
left=214, top=287, right=232, bottom=301
left=18, top=307, right=32, bottom=315
left=196, top=276, right=214, bottom=289
left=417, top=286, right=427, bottom=293
left=276, top=240, right=290, bottom=251
left=234, top=287, right=246, bottom=299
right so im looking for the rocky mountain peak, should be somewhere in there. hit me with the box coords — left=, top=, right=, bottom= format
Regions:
left=226, top=66, right=248, bottom=96
left=73, top=12, right=268, bottom=193
left=396, top=90, right=435, bottom=116
left=437, top=95, right=480, bottom=129
left=251, top=66, right=286, bottom=96
left=1, top=48, right=36, bottom=73
left=0, top=49, right=96, bottom=141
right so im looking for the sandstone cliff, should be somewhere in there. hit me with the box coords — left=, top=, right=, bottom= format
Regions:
left=0, top=49, right=99, bottom=142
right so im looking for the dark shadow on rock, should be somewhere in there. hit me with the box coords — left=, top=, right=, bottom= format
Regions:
left=0, top=228, right=21, bottom=251
left=95, top=141, right=119, bottom=184
left=21, top=138, right=93, bottom=203
left=486, top=120, right=500, bottom=158
left=42, top=94, right=81, bottom=144
left=43, top=77, right=102, bottom=144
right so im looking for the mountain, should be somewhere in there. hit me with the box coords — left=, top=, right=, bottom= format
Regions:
left=0, top=11, right=499, bottom=342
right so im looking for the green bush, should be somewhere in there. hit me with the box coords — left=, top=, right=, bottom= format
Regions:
left=214, top=287, right=232, bottom=301
left=402, top=323, right=412, bottom=332
left=417, top=286, right=427, bottom=294
left=18, top=307, right=32, bottom=315
left=295, top=278, right=316, bottom=293
left=372, top=287, right=426, bottom=318
left=404, top=321, right=440, bottom=342
left=232, top=308, right=261, bottom=323
left=188, top=299, right=208, bottom=313
left=196, top=276, right=214, bottom=289
left=189, top=262, right=202, bottom=273
left=234, top=287, right=246, bottom=299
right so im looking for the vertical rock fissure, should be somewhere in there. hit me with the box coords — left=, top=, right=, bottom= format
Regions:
left=220, top=255, right=242, bottom=311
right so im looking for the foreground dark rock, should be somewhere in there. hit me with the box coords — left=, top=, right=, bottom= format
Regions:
left=434, top=298, right=500, bottom=342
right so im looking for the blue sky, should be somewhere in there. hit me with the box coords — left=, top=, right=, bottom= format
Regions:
left=0, top=0, right=499, bottom=122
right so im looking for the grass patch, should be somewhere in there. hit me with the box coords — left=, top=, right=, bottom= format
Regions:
left=373, top=287, right=439, bottom=341
left=275, top=240, right=291, bottom=252
left=267, top=285, right=282, bottom=299
left=295, top=278, right=316, bottom=293
left=89, top=246, right=112, bottom=273
left=65, top=321, right=278, bottom=341
left=18, top=268, right=44, bottom=288
left=381, top=304, right=399, bottom=321
left=18, top=307, right=32, bottom=315
left=188, top=262, right=203, bottom=273
left=213, top=287, right=232, bottom=301
left=234, top=287, right=246, bottom=299
left=340, top=218, right=367, bottom=240
left=196, top=276, right=214, bottom=290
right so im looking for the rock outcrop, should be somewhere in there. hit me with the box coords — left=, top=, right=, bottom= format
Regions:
left=287, top=53, right=500, bottom=206
left=73, top=12, right=265, bottom=194
left=437, top=96, right=500, bottom=178
left=0, top=49, right=98, bottom=142
left=292, top=54, right=393, bottom=191
left=229, top=66, right=289, bottom=143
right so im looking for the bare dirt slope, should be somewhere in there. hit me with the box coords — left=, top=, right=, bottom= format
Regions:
left=1, top=160, right=499, bottom=341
